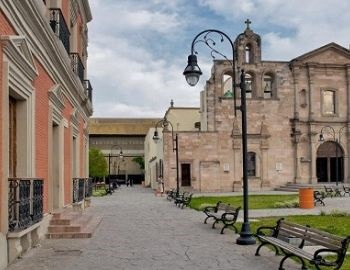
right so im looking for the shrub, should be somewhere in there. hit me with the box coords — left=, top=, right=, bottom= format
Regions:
left=274, top=199, right=299, bottom=208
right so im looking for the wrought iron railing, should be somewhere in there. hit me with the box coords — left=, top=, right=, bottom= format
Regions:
left=70, top=53, right=85, bottom=84
left=49, top=8, right=70, bottom=54
left=8, top=178, right=44, bottom=232
left=73, top=177, right=92, bottom=203
left=84, top=80, right=93, bottom=102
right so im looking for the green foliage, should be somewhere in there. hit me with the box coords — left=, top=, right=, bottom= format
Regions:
left=190, top=194, right=299, bottom=211
left=89, top=148, right=108, bottom=178
left=273, top=198, right=299, bottom=208
left=329, top=210, right=349, bottom=217
left=132, top=156, right=144, bottom=170
left=92, top=189, right=107, bottom=197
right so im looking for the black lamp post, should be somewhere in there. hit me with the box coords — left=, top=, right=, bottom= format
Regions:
left=108, top=145, right=123, bottom=186
left=183, top=29, right=255, bottom=245
left=319, top=126, right=346, bottom=186
left=153, top=118, right=180, bottom=198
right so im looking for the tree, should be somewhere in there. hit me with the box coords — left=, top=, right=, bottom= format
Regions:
left=132, top=156, right=144, bottom=171
left=89, top=148, right=108, bottom=181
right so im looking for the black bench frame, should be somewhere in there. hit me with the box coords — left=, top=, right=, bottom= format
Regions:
left=203, top=202, right=241, bottom=234
left=255, top=218, right=350, bottom=270
left=324, top=185, right=342, bottom=197
left=174, top=192, right=193, bottom=209
left=166, top=189, right=176, bottom=201
left=343, top=185, right=350, bottom=197
left=313, top=190, right=325, bottom=206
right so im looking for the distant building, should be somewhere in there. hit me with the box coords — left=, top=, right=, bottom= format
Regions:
left=144, top=106, right=200, bottom=190
left=158, top=23, right=350, bottom=193
left=0, top=0, right=93, bottom=267
left=89, top=118, right=161, bottom=184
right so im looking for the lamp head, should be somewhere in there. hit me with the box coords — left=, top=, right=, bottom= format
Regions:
left=319, top=133, right=324, bottom=142
left=183, top=54, right=202, bottom=86
left=153, top=130, right=160, bottom=142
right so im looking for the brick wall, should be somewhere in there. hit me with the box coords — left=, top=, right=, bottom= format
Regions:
left=33, top=58, right=54, bottom=213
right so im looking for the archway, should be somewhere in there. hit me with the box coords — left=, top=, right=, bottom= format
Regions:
left=316, top=141, right=344, bottom=183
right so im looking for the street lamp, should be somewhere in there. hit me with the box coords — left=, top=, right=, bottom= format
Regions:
left=183, top=29, right=255, bottom=245
left=109, top=145, right=123, bottom=187
left=153, top=118, right=180, bottom=198
left=319, top=126, right=346, bottom=186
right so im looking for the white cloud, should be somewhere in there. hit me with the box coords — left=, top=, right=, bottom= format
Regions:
left=88, top=0, right=350, bottom=117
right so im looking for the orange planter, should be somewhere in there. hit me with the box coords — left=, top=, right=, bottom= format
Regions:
left=299, top=188, right=314, bottom=209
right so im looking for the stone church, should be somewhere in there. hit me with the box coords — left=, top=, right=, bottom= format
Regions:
left=161, top=23, right=350, bottom=192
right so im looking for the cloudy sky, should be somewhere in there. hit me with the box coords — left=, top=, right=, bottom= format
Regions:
left=88, top=0, right=350, bottom=118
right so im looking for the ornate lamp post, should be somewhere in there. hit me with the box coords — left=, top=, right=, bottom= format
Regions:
left=319, top=126, right=346, bottom=186
left=108, top=145, right=123, bottom=186
left=183, top=29, right=255, bottom=245
left=153, top=118, right=180, bottom=197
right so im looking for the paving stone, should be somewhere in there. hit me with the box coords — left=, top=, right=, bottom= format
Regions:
left=5, top=186, right=314, bottom=270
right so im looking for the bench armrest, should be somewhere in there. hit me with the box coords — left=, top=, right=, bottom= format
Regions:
left=221, top=212, right=239, bottom=221
left=203, top=206, right=218, bottom=213
left=313, top=249, right=341, bottom=267
left=256, top=226, right=277, bottom=237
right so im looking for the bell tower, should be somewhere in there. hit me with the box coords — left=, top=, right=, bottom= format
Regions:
left=234, top=19, right=262, bottom=66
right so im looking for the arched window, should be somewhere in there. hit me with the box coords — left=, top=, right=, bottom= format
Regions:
left=245, top=73, right=253, bottom=98
left=263, top=74, right=273, bottom=98
left=222, top=74, right=233, bottom=98
left=245, top=44, right=252, bottom=63
left=247, top=152, right=256, bottom=176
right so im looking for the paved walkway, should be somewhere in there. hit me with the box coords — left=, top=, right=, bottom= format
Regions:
left=7, top=186, right=348, bottom=270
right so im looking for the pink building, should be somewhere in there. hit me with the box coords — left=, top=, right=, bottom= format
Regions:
left=0, top=0, right=93, bottom=268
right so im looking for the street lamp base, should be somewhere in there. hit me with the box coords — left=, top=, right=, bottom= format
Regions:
left=236, top=222, right=256, bottom=245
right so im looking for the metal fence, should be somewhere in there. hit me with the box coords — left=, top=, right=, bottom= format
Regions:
left=8, top=178, right=44, bottom=232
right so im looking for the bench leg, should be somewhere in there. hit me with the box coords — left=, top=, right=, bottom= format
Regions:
left=220, top=224, right=228, bottom=234
left=212, top=220, right=219, bottom=229
left=255, top=242, right=279, bottom=256
left=204, top=216, right=212, bottom=224
left=279, top=253, right=307, bottom=270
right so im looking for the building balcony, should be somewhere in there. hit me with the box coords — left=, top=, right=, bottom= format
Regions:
left=70, top=53, right=85, bottom=84
left=84, top=79, right=93, bottom=103
left=49, top=8, right=70, bottom=54
left=8, top=178, right=44, bottom=232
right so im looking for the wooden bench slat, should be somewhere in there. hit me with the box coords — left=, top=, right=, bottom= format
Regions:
left=259, top=236, right=314, bottom=261
left=255, top=218, right=350, bottom=270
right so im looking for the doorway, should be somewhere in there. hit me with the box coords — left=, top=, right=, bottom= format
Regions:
left=316, top=141, right=344, bottom=183
left=181, top=163, right=191, bottom=186
left=52, top=123, right=60, bottom=209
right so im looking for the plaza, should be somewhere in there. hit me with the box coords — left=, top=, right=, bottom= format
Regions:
left=5, top=186, right=350, bottom=270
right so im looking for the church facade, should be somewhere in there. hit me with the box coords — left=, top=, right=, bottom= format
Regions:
left=161, top=24, right=350, bottom=192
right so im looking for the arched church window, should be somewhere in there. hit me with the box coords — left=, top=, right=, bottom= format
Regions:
left=222, top=74, right=233, bottom=98
left=263, top=73, right=273, bottom=98
left=245, top=44, right=252, bottom=63
left=245, top=73, right=253, bottom=98
left=247, top=152, right=256, bottom=176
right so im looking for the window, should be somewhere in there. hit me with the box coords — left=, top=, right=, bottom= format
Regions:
left=263, top=74, right=273, bottom=98
left=322, top=90, right=336, bottom=115
left=247, top=152, right=256, bottom=177
left=222, top=74, right=233, bottom=97
left=245, top=73, right=253, bottom=98
left=245, top=44, right=252, bottom=63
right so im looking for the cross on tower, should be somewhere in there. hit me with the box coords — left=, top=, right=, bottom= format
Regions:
left=245, top=19, right=251, bottom=29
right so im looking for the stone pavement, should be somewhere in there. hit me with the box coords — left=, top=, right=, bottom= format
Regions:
left=9, top=186, right=348, bottom=270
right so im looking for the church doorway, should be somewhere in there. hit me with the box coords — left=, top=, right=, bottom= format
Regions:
left=316, top=141, right=343, bottom=183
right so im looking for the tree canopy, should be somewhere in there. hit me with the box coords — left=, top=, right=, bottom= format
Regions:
left=89, top=148, right=108, bottom=179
